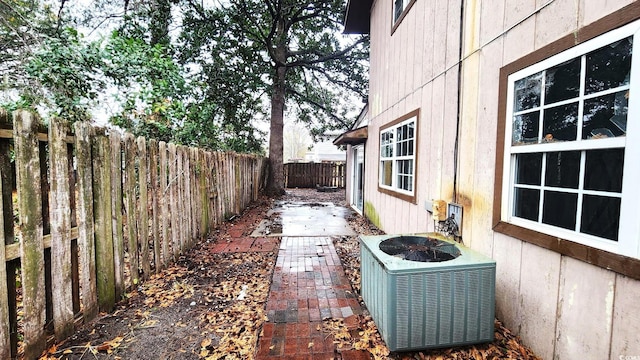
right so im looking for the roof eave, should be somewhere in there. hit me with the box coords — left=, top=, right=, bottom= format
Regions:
left=333, top=126, right=368, bottom=146
left=343, top=0, right=373, bottom=34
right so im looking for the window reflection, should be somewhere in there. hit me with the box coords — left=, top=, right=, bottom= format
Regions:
left=583, top=90, right=628, bottom=139
left=586, top=37, right=632, bottom=95
left=543, top=102, right=578, bottom=141
left=512, top=112, right=540, bottom=145
left=545, top=58, right=581, bottom=104
left=514, top=72, right=542, bottom=112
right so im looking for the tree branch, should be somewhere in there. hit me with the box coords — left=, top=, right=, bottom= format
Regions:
left=287, top=35, right=368, bottom=67
left=286, top=87, right=350, bottom=129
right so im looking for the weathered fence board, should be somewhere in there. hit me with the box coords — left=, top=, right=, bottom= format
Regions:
left=93, top=132, right=115, bottom=312
left=137, top=137, right=151, bottom=279
left=110, top=131, right=125, bottom=301
left=168, top=143, right=179, bottom=260
left=284, top=162, right=345, bottom=188
left=0, top=165, right=10, bottom=360
left=2, top=111, right=267, bottom=359
left=149, top=139, right=160, bottom=273
left=0, top=109, right=16, bottom=359
left=14, top=111, right=46, bottom=359
left=49, top=118, right=74, bottom=341
left=124, top=133, right=139, bottom=286
left=159, top=141, right=170, bottom=268
left=74, top=121, right=98, bottom=321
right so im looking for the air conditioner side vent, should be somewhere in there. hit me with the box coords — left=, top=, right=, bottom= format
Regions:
left=360, top=234, right=496, bottom=352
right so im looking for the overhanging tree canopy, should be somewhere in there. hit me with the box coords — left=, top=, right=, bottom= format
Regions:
left=180, top=0, right=369, bottom=195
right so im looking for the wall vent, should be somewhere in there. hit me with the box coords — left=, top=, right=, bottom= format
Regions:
left=360, top=234, right=496, bottom=352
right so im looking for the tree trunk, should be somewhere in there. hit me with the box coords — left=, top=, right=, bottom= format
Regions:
left=266, top=63, right=287, bottom=196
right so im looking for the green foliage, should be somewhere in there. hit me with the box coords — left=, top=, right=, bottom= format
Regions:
left=26, top=28, right=106, bottom=122
left=1, top=0, right=368, bottom=159
left=103, top=28, right=187, bottom=143
left=179, top=0, right=369, bottom=136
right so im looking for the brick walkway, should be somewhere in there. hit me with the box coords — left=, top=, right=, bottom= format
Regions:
left=256, top=237, right=366, bottom=360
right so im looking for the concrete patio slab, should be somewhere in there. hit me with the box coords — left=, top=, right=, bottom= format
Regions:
left=252, top=201, right=356, bottom=237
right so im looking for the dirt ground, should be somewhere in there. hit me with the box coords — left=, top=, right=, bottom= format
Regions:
left=39, top=188, right=539, bottom=360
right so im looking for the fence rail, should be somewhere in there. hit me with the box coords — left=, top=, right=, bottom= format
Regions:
left=0, top=109, right=267, bottom=359
left=284, top=162, right=345, bottom=188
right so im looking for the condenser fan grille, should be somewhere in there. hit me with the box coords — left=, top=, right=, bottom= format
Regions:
left=379, top=236, right=461, bottom=262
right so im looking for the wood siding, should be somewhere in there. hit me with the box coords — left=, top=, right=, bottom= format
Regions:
left=362, top=0, right=640, bottom=358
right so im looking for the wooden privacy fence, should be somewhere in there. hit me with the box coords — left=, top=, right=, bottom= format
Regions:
left=284, top=162, right=345, bottom=188
left=0, top=109, right=267, bottom=359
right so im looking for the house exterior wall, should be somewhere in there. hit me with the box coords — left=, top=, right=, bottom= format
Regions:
left=362, top=0, right=640, bottom=358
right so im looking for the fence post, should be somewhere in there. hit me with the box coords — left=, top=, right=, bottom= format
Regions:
left=13, top=110, right=46, bottom=358
left=49, top=117, right=74, bottom=340
left=92, top=131, right=115, bottom=312
left=110, top=132, right=125, bottom=300
left=74, top=121, right=98, bottom=321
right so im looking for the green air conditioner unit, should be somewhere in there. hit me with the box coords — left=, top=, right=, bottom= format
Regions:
left=360, top=234, right=496, bottom=352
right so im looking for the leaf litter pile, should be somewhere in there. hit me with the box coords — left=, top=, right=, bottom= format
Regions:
left=41, top=189, right=541, bottom=359
left=41, top=197, right=277, bottom=360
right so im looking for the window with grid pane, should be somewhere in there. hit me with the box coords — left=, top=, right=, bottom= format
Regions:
left=380, top=115, right=416, bottom=196
left=502, top=21, right=640, bottom=259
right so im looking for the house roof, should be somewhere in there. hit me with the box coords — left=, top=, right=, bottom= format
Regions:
left=333, top=126, right=368, bottom=146
left=343, top=0, right=373, bottom=34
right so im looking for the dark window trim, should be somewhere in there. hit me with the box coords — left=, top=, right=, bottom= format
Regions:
left=391, top=0, right=417, bottom=35
left=493, top=2, right=640, bottom=281
left=378, top=109, right=419, bottom=204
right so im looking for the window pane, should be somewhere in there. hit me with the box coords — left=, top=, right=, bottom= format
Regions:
left=514, top=72, right=542, bottom=111
left=545, top=58, right=581, bottom=104
left=394, top=0, right=403, bottom=21
left=513, top=188, right=540, bottom=221
left=542, top=191, right=578, bottom=230
left=512, top=112, right=540, bottom=145
left=581, top=195, right=620, bottom=241
left=408, top=139, right=414, bottom=156
left=515, top=153, right=542, bottom=185
left=381, top=160, right=393, bottom=186
left=408, top=122, right=414, bottom=138
left=545, top=151, right=580, bottom=189
left=543, top=102, right=578, bottom=141
left=585, top=36, right=632, bottom=95
left=582, top=90, right=628, bottom=139
left=584, top=148, right=624, bottom=192
left=397, top=160, right=411, bottom=175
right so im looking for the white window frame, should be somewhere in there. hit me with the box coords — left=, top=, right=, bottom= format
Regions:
left=379, top=116, right=416, bottom=197
left=501, top=19, right=640, bottom=259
